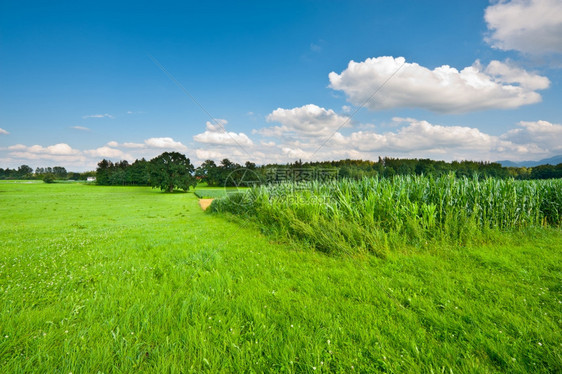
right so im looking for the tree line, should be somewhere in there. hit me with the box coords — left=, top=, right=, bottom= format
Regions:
left=94, top=154, right=562, bottom=189
left=0, top=165, right=95, bottom=181
left=196, top=157, right=562, bottom=184
left=96, top=152, right=196, bottom=192
left=3, top=154, right=560, bottom=186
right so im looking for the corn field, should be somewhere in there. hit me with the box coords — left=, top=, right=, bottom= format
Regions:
left=210, top=175, right=562, bottom=256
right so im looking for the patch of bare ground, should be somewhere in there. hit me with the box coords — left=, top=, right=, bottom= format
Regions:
left=199, top=198, right=214, bottom=210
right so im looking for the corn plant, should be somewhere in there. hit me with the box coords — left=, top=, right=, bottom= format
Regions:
left=210, top=175, right=562, bottom=255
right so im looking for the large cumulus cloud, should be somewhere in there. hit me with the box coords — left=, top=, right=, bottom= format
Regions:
left=329, top=57, right=549, bottom=113
left=485, top=0, right=562, bottom=55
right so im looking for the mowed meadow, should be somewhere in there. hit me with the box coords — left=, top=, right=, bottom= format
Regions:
left=1, top=180, right=561, bottom=373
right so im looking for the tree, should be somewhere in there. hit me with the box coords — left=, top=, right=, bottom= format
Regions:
left=127, top=158, right=150, bottom=185
left=96, top=159, right=113, bottom=185
left=17, top=165, right=33, bottom=179
left=43, top=173, right=55, bottom=183
left=109, top=169, right=126, bottom=186
left=219, top=158, right=241, bottom=186
left=53, top=166, right=67, bottom=179
left=196, top=159, right=220, bottom=186
left=149, top=152, right=196, bottom=192
left=245, top=161, right=256, bottom=170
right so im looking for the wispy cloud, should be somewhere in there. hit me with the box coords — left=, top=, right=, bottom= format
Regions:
left=82, top=113, right=114, bottom=119
left=310, top=42, right=322, bottom=52
left=71, top=126, right=90, bottom=131
left=0, top=128, right=9, bottom=135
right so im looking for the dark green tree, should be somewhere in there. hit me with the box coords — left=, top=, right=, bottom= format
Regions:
left=43, top=173, right=55, bottom=183
left=149, top=152, right=196, bottom=192
left=109, top=169, right=127, bottom=186
left=53, top=166, right=68, bottom=179
left=127, top=158, right=150, bottom=185
left=96, top=159, right=117, bottom=185
left=219, top=158, right=241, bottom=186
left=17, top=165, right=33, bottom=179
left=196, top=159, right=221, bottom=186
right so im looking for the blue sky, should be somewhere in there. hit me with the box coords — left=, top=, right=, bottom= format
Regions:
left=1, top=0, right=561, bottom=171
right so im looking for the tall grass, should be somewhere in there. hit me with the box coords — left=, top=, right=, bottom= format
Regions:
left=210, top=175, right=562, bottom=256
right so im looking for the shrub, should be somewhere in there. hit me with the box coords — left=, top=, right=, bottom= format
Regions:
left=42, top=173, right=55, bottom=183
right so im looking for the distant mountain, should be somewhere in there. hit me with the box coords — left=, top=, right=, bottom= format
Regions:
left=497, top=155, right=562, bottom=168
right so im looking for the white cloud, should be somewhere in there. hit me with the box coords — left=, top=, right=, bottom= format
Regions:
left=26, top=143, right=80, bottom=155
left=329, top=56, right=549, bottom=113
left=194, top=147, right=261, bottom=163
left=3, top=116, right=559, bottom=170
left=195, top=149, right=228, bottom=160
left=188, top=103, right=562, bottom=164
left=71, top=126, right=90, bottom=131
left=485, top=0, right=562, bottom=54
left=145, top=137, right=187, bottom=150
left=194, top=132, right=253, bottom=147
left=7, top=144, right=27, bottom=151
left=484, top=60, right=550, bottom=90
left=281, top=147, right=313, bottom=159
left=0, top=138, right=189, bottom=170
left=121, top=142, right=146, bottom=149
left=347, top=118, right=502, bottom=153
left=6, top=143, right=86, bottom=163
left=203, top=113, right=560, bottom=163
left=82, top=113, right=114, bottom=119
left=270, top=117, right=552, bottom=162
left=501, top=120, right=562, bottom=152
left=193, top=120, right=254, bottom=147
left=0, top=128, right=9, bottom=135
left=84, top=146, right=130, bottom=159
left=263, top=104, right=351, bottom=137
left=108, top=137, right=188, bottom=151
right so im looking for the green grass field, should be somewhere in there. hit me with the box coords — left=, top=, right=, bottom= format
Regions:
left=194, top=185, right=248, bottom=199
left=1, top=182, right=561, bottom=372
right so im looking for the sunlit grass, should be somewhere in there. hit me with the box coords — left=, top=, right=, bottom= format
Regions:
left=0, top=182, right=560, bottom=372
left=194, top=185, right=249, bottom=199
